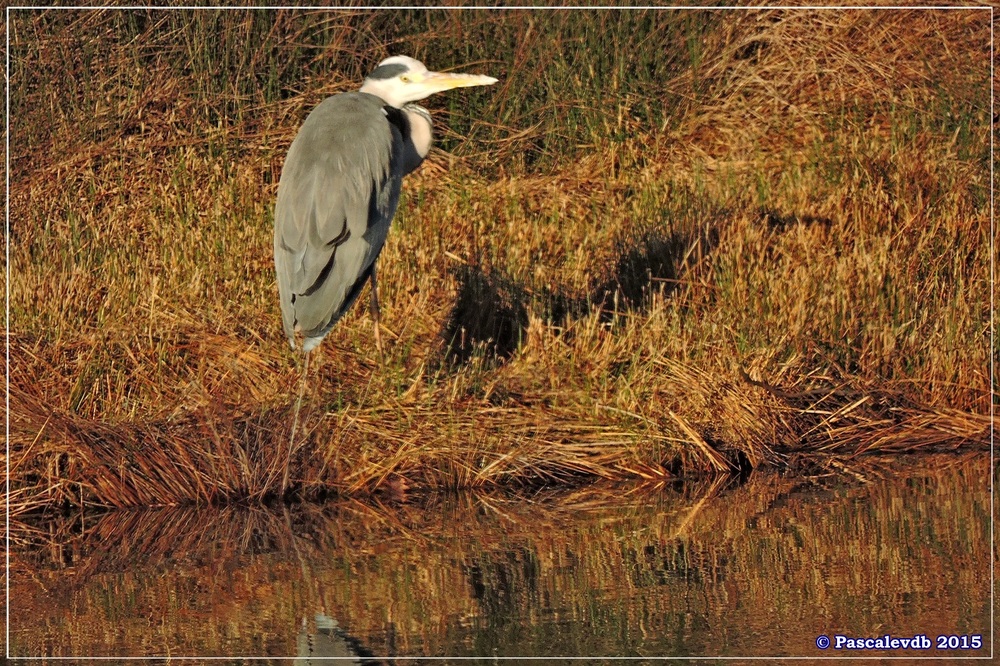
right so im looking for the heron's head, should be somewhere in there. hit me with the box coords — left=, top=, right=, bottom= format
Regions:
left=359, top=55, right=497, bottom=108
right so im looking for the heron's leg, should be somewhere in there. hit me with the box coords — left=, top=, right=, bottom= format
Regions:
left=283, top=349, right=310, bottom=497
left=370, top=264, right=383, bottom=355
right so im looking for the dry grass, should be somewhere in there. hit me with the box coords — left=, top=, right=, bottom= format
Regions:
left=7, top=7, right=994, bottom=511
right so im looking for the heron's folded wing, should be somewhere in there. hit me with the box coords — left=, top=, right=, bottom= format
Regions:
left=274, top=93, right=397, bottom=343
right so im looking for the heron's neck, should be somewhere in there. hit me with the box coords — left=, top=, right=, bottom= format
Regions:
left=377, top=100, right=433, bottom=176
left=402, top=104, right=433, bottom=167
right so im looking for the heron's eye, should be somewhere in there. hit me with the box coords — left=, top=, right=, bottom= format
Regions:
left=400, top=75, right=411, bottom=83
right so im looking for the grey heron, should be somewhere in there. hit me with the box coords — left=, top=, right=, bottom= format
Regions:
left=273, top=56, right=496, bottom=494
left=274, top=55, right=498, bottom=354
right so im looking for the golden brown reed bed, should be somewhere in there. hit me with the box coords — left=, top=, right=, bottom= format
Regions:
left=8, top=7, right=994, bottom=512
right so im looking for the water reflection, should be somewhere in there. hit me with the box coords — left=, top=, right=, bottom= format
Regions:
left=296, top=613, right=364, bottom=664
left=9, top=453, right=991, bottom=662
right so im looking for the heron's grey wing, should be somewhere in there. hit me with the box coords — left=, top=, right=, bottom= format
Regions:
left=274, top=92, right=404, bottom=350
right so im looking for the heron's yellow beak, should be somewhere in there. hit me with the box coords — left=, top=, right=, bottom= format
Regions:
left=419, top=70, right=499, bottom=92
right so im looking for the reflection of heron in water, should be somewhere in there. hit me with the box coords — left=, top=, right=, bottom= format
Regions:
left=296, top=612, right=371, bottom=664
left=284, top=507, right=380, bottom=664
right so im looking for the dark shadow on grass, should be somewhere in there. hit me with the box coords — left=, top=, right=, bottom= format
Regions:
left=590, top=225, right=719, bottom=320
left=534, top=225, right=721, bottom=328
left=442, top=221, right=721, bottom=368
left=759, top=207, right=833, bottom=232
left=443, top=264, right=529, bottom=367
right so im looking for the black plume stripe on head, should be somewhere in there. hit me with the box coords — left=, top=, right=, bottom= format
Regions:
left=367, top=63, right=408, bottom=80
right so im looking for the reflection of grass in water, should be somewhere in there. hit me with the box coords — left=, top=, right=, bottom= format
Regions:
left=8, top=9, right=993, bottom=510
left=9, top=454, right=991, bottom=658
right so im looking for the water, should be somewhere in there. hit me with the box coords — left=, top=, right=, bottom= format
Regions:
left=10, top=453, right=991, bottom=663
